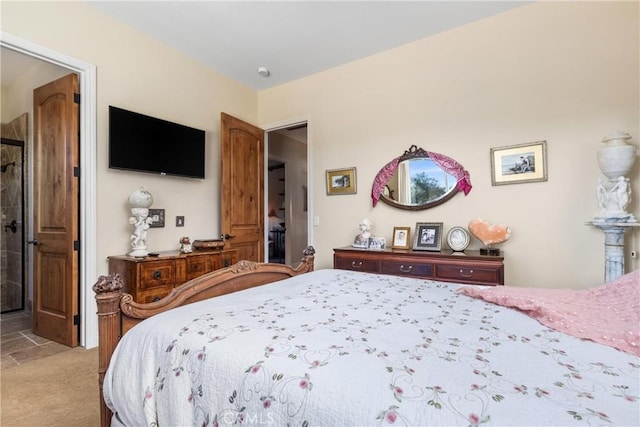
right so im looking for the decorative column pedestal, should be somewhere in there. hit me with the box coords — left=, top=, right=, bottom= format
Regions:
left=586, top=221, right=639, bottom=282
left=587, top=131, right=638, bottom=282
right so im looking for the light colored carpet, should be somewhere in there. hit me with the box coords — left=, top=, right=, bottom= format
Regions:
left=1, top=346, right=100, bottom=426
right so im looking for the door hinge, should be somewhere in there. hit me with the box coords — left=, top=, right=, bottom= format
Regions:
left=74, top=240, right=80, bottom=251
left=73, top=314, right=80, bottom=325
left=74, top=93, right=80, bottom=104
left=74, top=166, right=80, bottom=178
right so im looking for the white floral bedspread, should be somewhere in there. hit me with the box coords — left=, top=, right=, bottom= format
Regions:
left=104, top=269, right=639, bottom=427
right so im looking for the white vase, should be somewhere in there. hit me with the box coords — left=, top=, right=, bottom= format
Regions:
left=597, top=131, right=637, bottom=179
left=128, top=187, right=153, bottom=208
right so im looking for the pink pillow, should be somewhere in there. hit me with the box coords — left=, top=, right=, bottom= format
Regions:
left=460, top=271, right=640, bottom=356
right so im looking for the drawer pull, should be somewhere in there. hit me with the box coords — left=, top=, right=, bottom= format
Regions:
left=351, top=261, right=363, bottom=268
left=459, top=269, right=474, bottom=278
left=399, top=265, right=413, bottom=273
left=152, top=270, right=162, bottom=280
left=152, top=296, right=162, bottom=302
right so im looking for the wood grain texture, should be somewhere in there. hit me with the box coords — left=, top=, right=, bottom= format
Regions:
left=220, top=113, right=264, bottom=262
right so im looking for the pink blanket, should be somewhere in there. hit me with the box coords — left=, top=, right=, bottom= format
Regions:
left=460, top=271, right=640, bottom=356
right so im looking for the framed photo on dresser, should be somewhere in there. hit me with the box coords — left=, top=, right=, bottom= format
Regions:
left=391, top=226, right=411, bottom=249
left=413, top=222, right=443, bottom=251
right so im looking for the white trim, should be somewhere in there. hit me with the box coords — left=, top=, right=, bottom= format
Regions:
left=1, top=32, right=99, bottom=348
left=263, top=135, right=270, bottom=262
left=305, top=121, right=313, bottom=248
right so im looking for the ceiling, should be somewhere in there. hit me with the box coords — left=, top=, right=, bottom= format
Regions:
left=2, top=2, right=530, bottom=93
left=82, top=1, right=529, bottom=91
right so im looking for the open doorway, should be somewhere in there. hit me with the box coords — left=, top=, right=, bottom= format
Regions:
left=1, top=34, right=98, bottom=348
left=1, top=137, right=25, bottom=313
left=266, top=123, right=308, bottom=266
left=1, top=48, right=70, bottom=316
left=267, top=161, right=286, bottom=263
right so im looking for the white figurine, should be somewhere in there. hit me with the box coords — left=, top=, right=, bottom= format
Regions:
left=597, top=177, right=632, bottom=215
left=353, top=218, right=373, bottom=248
left=128, top=208, right=153, bottom=256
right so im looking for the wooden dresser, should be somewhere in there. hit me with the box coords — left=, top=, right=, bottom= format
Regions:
left=334, top=247, right=504, bottom=286
left=108, top=249, right=238, bottom=303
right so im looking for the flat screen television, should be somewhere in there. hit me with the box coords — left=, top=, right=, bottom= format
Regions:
left=109, top=106, right=206, bottom=179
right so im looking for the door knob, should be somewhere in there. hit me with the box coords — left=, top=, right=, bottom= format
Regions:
left=4, top=220, right=17, bottom=233
left=27, top=239, right=39, bottom=246
left=223, top=233, right=236, bottom=240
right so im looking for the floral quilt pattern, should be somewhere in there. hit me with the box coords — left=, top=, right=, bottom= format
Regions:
left=105, top=269, right=640, bottom=426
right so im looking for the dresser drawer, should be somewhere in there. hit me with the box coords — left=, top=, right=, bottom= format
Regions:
left=139, top=261, right=175, bottom=289
left=186, top=255, right=213, bottom=280
left=334, top=256, right=379, bottom=273
left=436, top=265, right=501, bottom=286
left=109, top=249, right=239, bottom=303
left=333, top=247, right=504, bottom=287
left=137, top=287, right=173, bottom=304
left=219, top=251, right=237, bottom=269
left=381, top=261, right=433, bottom=278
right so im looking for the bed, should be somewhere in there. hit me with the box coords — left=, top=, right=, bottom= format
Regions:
left=94, top=248, right=639, bottom=427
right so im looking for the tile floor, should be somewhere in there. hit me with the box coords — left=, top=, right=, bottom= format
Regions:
left=1, top=311, right=71, bottom=369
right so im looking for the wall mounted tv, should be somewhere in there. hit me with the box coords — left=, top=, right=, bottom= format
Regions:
left=109, top=106, right=206, bottom=179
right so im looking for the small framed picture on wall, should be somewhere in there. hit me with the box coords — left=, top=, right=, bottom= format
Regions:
left=326, top=167, right=357, bottom=195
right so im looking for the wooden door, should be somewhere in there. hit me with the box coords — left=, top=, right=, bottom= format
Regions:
left=32, top=73, right=79, bottom=347
left=221, top=113, right=264, bottom=262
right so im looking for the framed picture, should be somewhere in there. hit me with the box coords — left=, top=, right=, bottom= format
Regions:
left=326, top=167, right=357, bottom=195
left=490, top=141, right=548, bottom=186
left=413, top=222, right=443, bottom=251
left=148, top=208, right=165, bottom=228
left=368, top=236, right=386, bottom=250
left=391, top=226, right=411, bottom=249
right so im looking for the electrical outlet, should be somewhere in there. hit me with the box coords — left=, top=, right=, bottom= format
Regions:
left=631, top=250, right=637, bottom=259
left=176, top=216, right=185, bottom=227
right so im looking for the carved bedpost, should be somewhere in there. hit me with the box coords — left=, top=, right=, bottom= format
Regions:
left=299, top=246, right=316, bottom=272
left=93, top=273, right=124, bottom=427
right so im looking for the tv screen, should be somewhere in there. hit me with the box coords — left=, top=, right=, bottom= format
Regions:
left=109, top=106, right=206, bottom=179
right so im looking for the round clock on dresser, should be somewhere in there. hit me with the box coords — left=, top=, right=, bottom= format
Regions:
left=446, top=226, right=470, bottom=252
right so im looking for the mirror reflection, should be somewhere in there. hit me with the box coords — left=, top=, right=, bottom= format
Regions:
left=383, top=158, right=457, bottom=207
left=372, top=145, right=471, bottom=211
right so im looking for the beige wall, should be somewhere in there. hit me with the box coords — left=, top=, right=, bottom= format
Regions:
left=1, top=58, right=70, bottom=123
left=258, top=1, right=640, bottom=288
left=2, top=1, right=257, bottom=274
left=2, top=1, right=638, bottom=290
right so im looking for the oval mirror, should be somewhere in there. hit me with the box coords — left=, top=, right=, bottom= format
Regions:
left=372, top=145, right=472, bottom=211
left=381, top=158, right=458, bottom=210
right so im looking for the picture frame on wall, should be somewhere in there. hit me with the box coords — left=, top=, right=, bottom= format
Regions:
left=391, top=226, right=411, bottom=249
left=148, top=208, right=165, bottom=228
left=326, top=167, right=357, bottom=195
left=490, top=140, right=548, bottom=186
left=413, top=222, right=443, bottom=251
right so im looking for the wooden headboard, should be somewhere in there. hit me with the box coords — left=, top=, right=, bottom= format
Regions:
left=93, top=246, right=315, bottom=427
